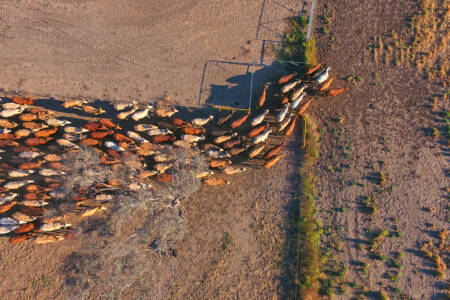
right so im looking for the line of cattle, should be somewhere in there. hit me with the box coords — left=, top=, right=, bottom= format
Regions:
left=0, top=62, right=345, bottom=245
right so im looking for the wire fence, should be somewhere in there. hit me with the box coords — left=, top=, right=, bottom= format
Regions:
left=198, top=0, right=314, bottom=112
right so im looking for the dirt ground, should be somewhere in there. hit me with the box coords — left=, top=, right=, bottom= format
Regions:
left=0, top=0, right=448, bottom=299
left=0, top=0, right=306, bottom=105
left=309, top=0, right=448, bottom=299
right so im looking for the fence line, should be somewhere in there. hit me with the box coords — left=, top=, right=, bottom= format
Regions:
left=199, top=1, right=315, bottom=111
left=306, top=0, right=316, bottom=41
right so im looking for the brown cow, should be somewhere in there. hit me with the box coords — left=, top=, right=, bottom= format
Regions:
left=230, top=112, right=250, bottom=129
left=248, top=123, right=268, bottom=138
left=18, top=160, right=44, bottom=170
left=216, top=111, right=234, bottom=126
left=318, top=77, right=334, bottom=91
left=8, top=233, right=35, bottom=244
left=0, top=133, right=16, bottom=140
left=203, top=177, right=230, bottom=186
left=222, top=138, right=241, bottom=149
left=19, top=113, right=37, bottom=122
left=114, top=133, right=133, bottom=143
left=278, top=72, right=297, bottom=85
left=264, top=153, right=285, bottom=169
left=80, top=138, right=101, bottom=146
left=182, top=126, right=205, bottom=135
left=83, top=122, right=106, bottom=131
left=172, top=118, right=187, bottom=127
left=265, top=142, right=285, bottom=159
left=305, top=62, right=323, bottom=76
left=14, top=223, right=35, bottom=234
left=0, top=201, right=18, bottom=214
left=12, top=96, right=34, bottom=105
left=99, top=118, right=121, bottom=130
left=297, top=98, right=313, bottom=116
left=156, top=173, right=172, bottom=183
left=258, top=84, right=269, bottom=107
left=285, top=117, right=298, bottom=137
left=90, top=131, right=111, bottom=139
left=34, top=127, right=58, bottom=138
left=24, top=137, right=52, bottom=146
left=326, top=87, right=347, bottom=96
left=208, top=159, right=231, bottom=168
left=152, top=135, right=175, bottom=144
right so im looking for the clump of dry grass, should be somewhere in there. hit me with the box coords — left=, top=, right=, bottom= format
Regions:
left=420, top=234, right=448, bottom=279
left=278, top=15, right=317, bottom=69
left=61, top=146, right=207, bottom=299
left=369, top=229, right=389, bottom=252
left=362, top=195, right=377, bottom=215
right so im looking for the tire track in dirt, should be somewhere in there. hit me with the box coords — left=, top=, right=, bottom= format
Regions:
left=110, top=0, right=201, bottom=27
left=0, top=10, right=152, bottom=79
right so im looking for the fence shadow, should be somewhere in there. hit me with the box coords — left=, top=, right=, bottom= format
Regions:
left=256, top=0, right=308, bottom=41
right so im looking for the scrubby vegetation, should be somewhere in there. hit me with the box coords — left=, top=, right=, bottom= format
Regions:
left=278, top=16, right=318, bottom=68
left=295, top=117, right=322, bottom=298
left=61, top=146, right=207, bottom=298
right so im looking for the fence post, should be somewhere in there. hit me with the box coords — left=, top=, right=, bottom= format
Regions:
left=248, top=61, right=257, bottom=113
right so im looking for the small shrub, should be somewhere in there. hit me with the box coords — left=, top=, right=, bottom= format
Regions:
left=362, top=196, right=377, bottom=215
left=386, top=271, right=399, bottom=282
left=376, top=253, right=386, bottom=261
left=221, top=232, right=233, bottom=251
left=432, top=127, right=440, bottom=139
left=62, top=146, right=115, bottom=194
left=432, top=97, right=439, bottom=111
left=362, top=262, right=370, bottom=275
left=377, top=290, right=389, bottom=300
left=378, top=172, right=387, bottom=185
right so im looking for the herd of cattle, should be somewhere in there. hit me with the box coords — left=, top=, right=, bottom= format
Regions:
left=0, top=63, right=345, bottom=245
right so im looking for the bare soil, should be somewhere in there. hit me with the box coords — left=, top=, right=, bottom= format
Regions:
left=310, top=0, right=448, bottom=298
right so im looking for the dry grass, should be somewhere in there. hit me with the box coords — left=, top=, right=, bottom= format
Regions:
left=372, top=0, right=449, bottom=79
left=278, top=16, right=325, bottom=297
